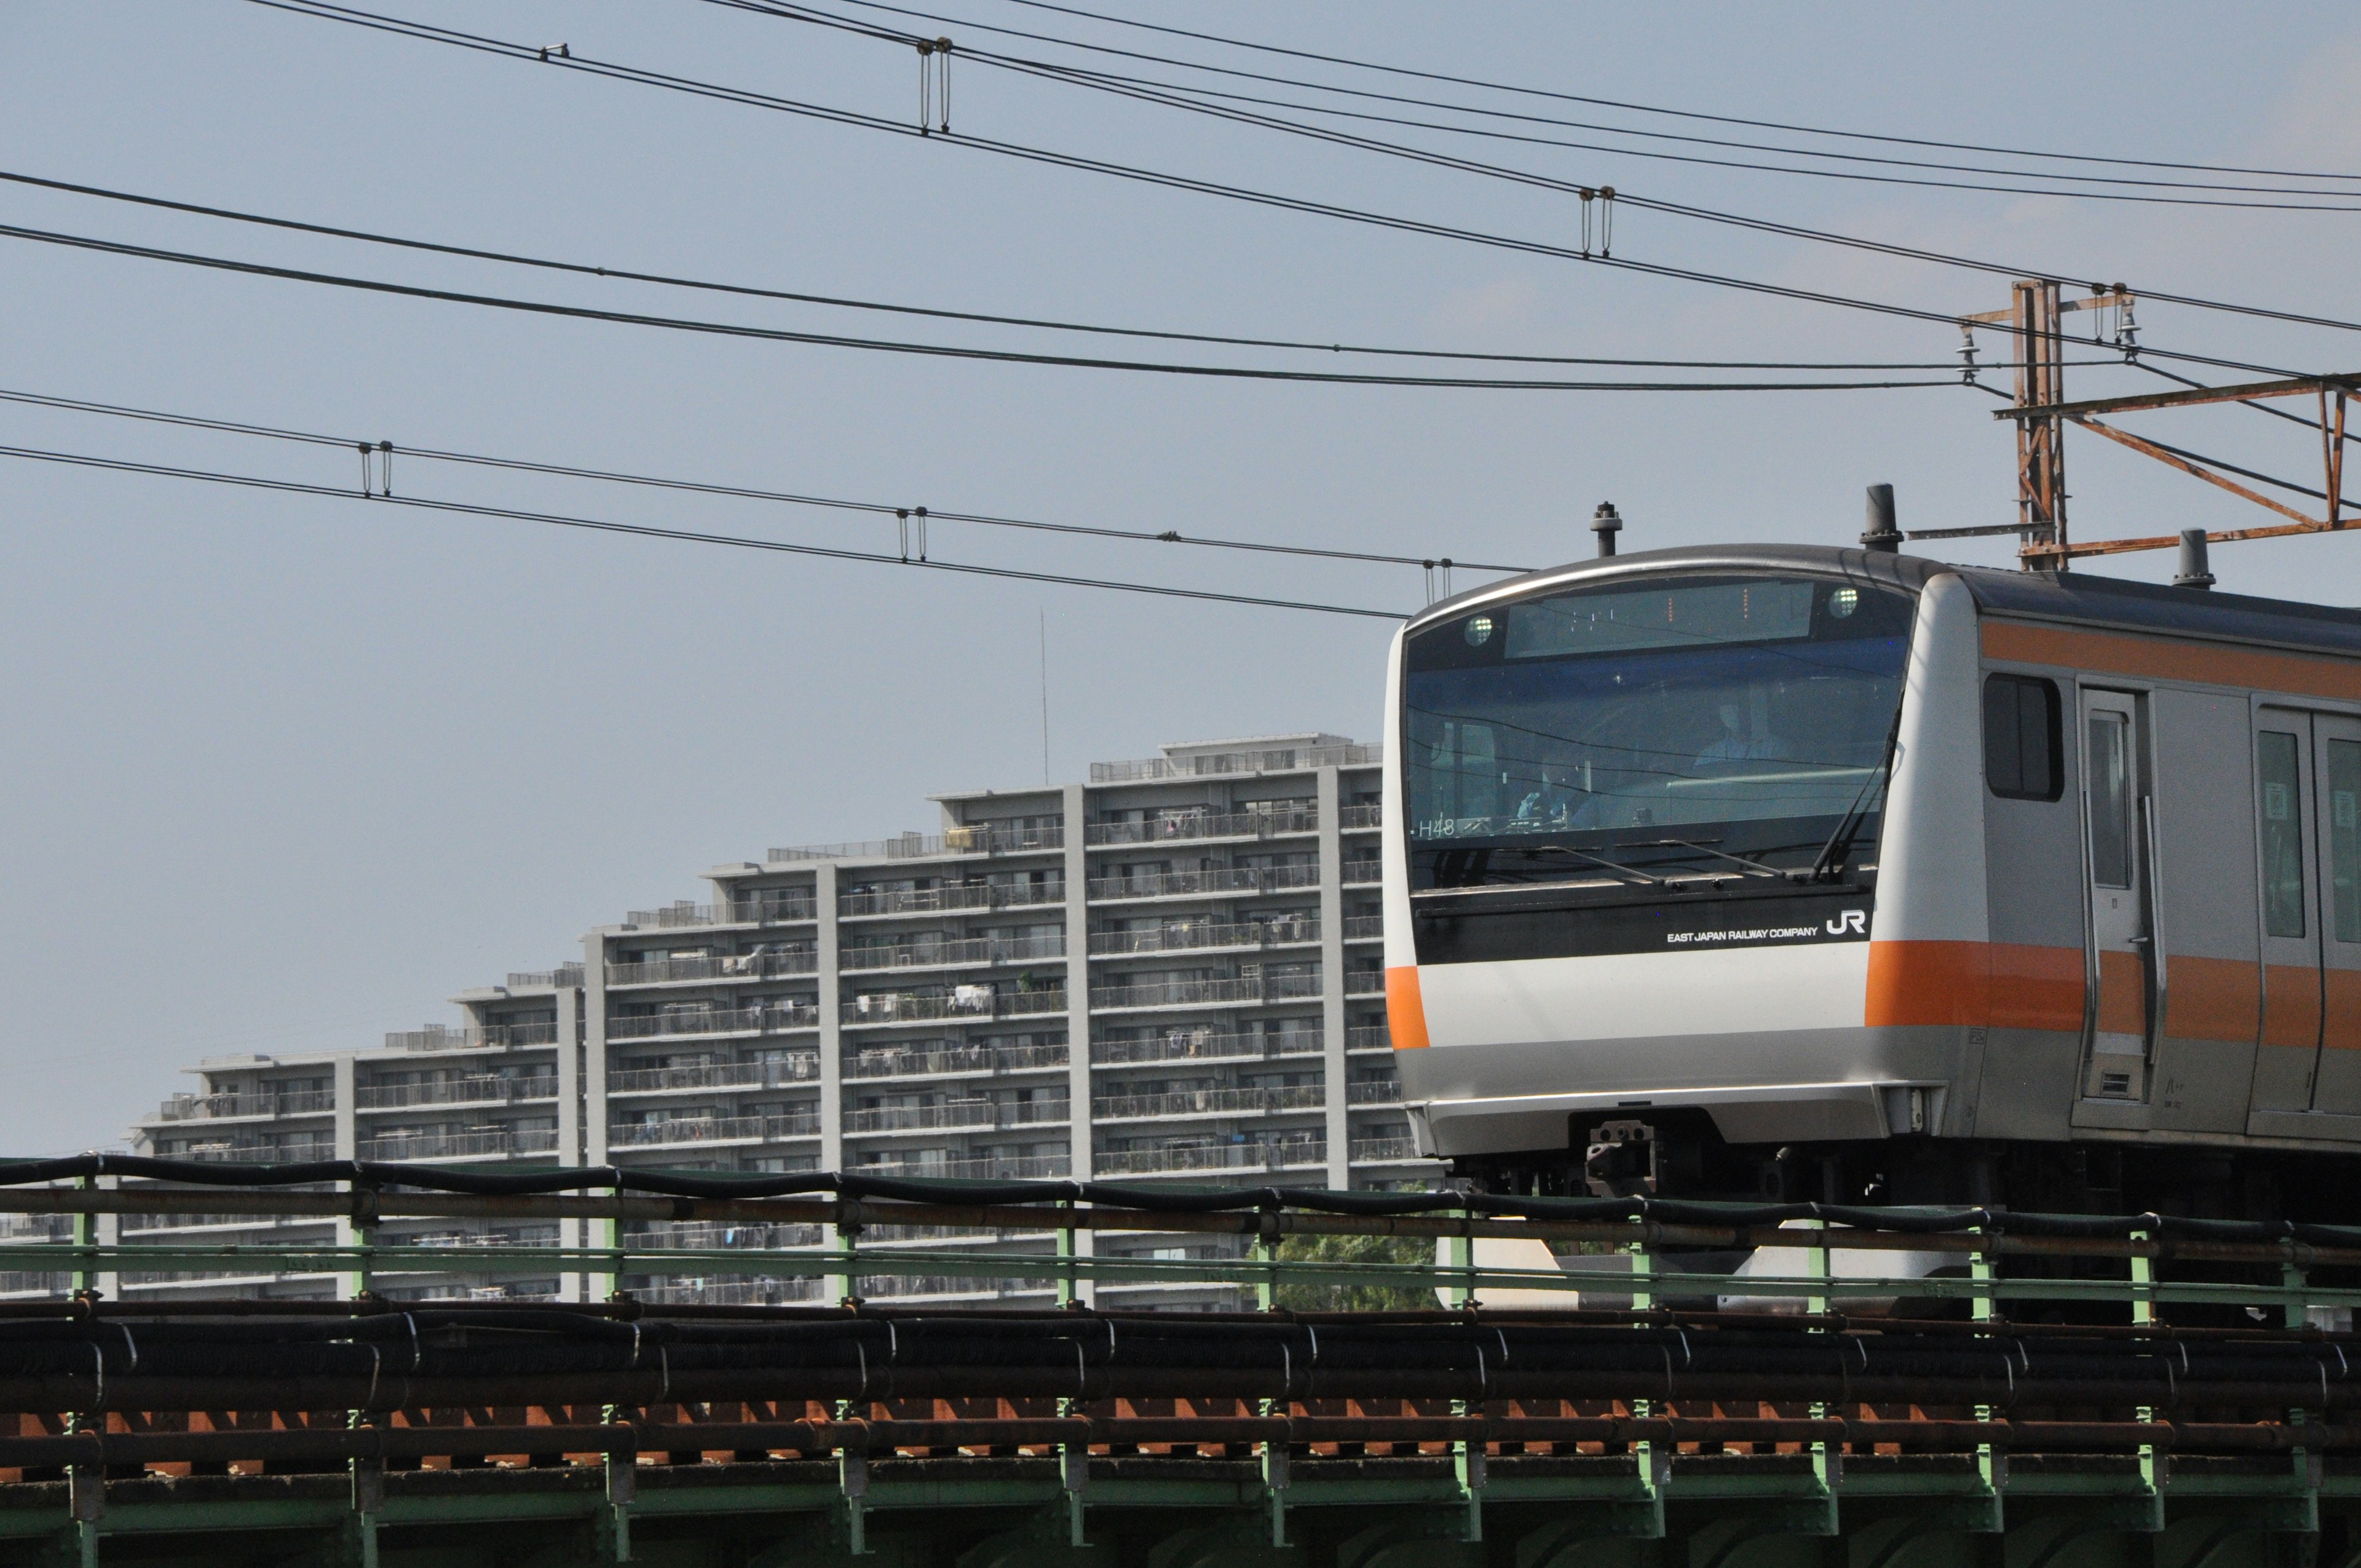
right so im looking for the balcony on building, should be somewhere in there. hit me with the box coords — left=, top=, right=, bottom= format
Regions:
left=605, top=947, right=819, bottom=988
left=355, top=1069, right=558, bottom=1112
left=606, top=999, right=821, bottom=1041
left=607, top=1109, right=822, bottom=1150
left=1083, top=804, right=1321, bottom=849
left=383, top=1021, right=560, bottom=1054
left=839, top=984, right=1066, bottom=1028
left=848, top=1153, right=1071, bottom=1181
left=620, top=893, right=818, bottom=931
left=842, top=1093, right=1069, bottom=1136
left=769, top=818, right=1065, bottom=865
left=836, top=876, right=1066, bottom=920
left=1084, top=861, right=1321, bottom=903
left=1093, top=1136, right=1328, bottom=1180
left=1086, top=735, right=1376, bottom=783
left=847, top=1039, right=1067, bottom=1080
left=605, top=1053, right=821, bottom=1098
left=1088, top=967, right=1323, bottom=1013
left=492, top=964, right=585, bottom=992
left=1086, top=914, right=1318, bottom=958
left=839, top=932, right=1066, bottom=973
left=1090, top=1026, right=1321, bottom=1069
left=355, top=1126, right=560, bottom=1162
left=1090, top=1083, right=1326, bottom=1125
left=143, top=1086, right=336, bottom=1126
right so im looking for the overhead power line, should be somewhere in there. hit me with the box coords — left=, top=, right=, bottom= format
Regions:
left=0, top=385, right=1534, bottom=572
left=978, top=0, right=2361, bottom=185
left=0, top=222, right=1973, bottom=392
left=735, top=0, right=2361, bottom=207
left=0, top=441, right=1408, bottom=619
left=0, top=170, right=2062, bottom=374
left=235, top=0, right=2347, bottom=367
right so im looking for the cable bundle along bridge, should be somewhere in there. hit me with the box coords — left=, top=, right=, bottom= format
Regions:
left=0, top=1160, right=2357, bottom=1566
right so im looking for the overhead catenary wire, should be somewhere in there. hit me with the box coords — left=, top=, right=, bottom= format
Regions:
left=979, top=0, right=2361, bottom=185
left=233, top=1, right=2346, bottom=368
left=718, top=0, right=2361, bottom=337
left=0, top=221, right=1974, bottom=392
left=727, top=0, right=2361, bottom=208
left=0, top=170, right=2074, bottom=374
left=0, top=385, right=1535, bottom=573
left=0, top=441, right=1409, bottom=619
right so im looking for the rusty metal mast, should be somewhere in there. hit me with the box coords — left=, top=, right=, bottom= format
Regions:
left=1930, top=281, right=2354, bottom=572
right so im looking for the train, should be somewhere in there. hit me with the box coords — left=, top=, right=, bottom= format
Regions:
left=1381, top=533, right=2361, bottom=1222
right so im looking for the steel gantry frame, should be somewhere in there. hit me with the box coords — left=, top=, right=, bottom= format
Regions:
left=1940, top=280, right=2357, bottom=571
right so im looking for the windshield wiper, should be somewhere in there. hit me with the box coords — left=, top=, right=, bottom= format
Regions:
left=1619, top=837, right=1786, bottom=879
left=1809, top=708, right=1904, bottom=883
left=1537, top=845, right=1666, bottom=887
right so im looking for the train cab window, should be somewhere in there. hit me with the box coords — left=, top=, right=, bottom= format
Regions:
left=1982, top=675, right=2062, bottom=801
left=2260, top=731, right=2308, bottom=938
left=2331, top=739, right=2361, bottom=942
left=2086, top=713, right=2133, bottom=889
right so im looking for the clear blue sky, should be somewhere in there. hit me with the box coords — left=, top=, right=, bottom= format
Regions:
left=3, top=2, right=2357, bottom=1150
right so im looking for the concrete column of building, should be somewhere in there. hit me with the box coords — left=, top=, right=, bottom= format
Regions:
left=815, top=862, right=844, bottom=1176
left=555, top=984, right=583, bottom=1166
left=1061, top=781, right=1096, bottom=1302
left=554, top=981, right=585, bottom=1301
left=332, top=1056, right=358, bottom=1162
left=1061, top=783, right=1092, bottom=1181
left=583, top=933, right=611, bottom=1166
left=331, top=1055, right=360, bottom=1297
left=1317, top=767, right=1349, bottom=1190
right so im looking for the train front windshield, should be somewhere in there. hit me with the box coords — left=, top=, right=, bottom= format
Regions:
left=1402, top=573, right=1914, bottom=892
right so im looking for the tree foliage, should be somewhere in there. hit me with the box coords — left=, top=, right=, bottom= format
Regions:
left=1270, top=1232, right=1436, bottom=1312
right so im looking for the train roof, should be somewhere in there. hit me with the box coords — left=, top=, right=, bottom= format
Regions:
left=1407, top=542, right=2361, bottom=660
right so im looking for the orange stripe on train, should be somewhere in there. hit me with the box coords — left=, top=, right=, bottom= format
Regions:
left=1864, top=940, right=2084, bottom=1031
left=1982, top=621, right=2361, bottom=702
left=1384, top=966, right=1431, bottom=1050
left=1868, top=940, right=2269, bottom=1043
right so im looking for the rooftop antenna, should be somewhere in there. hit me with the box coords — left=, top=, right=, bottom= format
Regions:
left=1591, top=501, right=1623, bottom=558
left=1862, top=484, right=1902, bottom=553
left=1038, top=608, right=1051, bottom=786
left=2172, top=529, right=2215, bottom=590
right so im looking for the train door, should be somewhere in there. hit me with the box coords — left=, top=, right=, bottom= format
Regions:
left=2248, top=713, right=2324, bottom=1113
left=2080, top=691, right=2154, bottom=1099
left=2308, top=716, right=2361, bottom=1113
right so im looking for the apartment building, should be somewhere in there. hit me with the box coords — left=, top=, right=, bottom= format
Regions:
left=62, top=735, right=1423, bottom=1309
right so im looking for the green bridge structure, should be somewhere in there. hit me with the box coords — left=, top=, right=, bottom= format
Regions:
left=0, top=1155, right=2351, bottom=1568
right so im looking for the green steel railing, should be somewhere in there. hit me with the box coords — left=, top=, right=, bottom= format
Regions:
left=1, top=1168, right=2359, bottom=1319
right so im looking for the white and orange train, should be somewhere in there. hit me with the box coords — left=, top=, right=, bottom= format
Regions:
left=1381, top=542, right=2361, bottom=1218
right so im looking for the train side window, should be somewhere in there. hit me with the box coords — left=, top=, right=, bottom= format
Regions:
left=2331, top=739, right=2361, bottom=943
left=2259, top=731, right=2307, bottom=938
left=1983, top=674, right=2062, bottom=801
left=2086, top=713, right=2133, bottom=888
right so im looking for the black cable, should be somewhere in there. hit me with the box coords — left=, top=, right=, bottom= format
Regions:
left=979, top=0, right=2361, bottom=185
left=761, top=0, right=2361, bottom=193
left=2082, top=427, right=2355, bottom=513
left=0, top=170, right=2048, bottom=374
left=234, top=0, right=2343, bottom=367
left=0, top=442, right=1407, bottom=619
left=728, top=0, right=2361, bottom=335
left=0, top=221, right=1975, bottom=391
left=735, top=0, right=2361, bottom=207
left=0, top=385, right=1535, bottom=572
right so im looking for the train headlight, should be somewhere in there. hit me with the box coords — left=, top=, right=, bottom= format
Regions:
left=1464, top=614, right=1495, bottom=646
left=1829, top=587, right=1860, bottom=619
